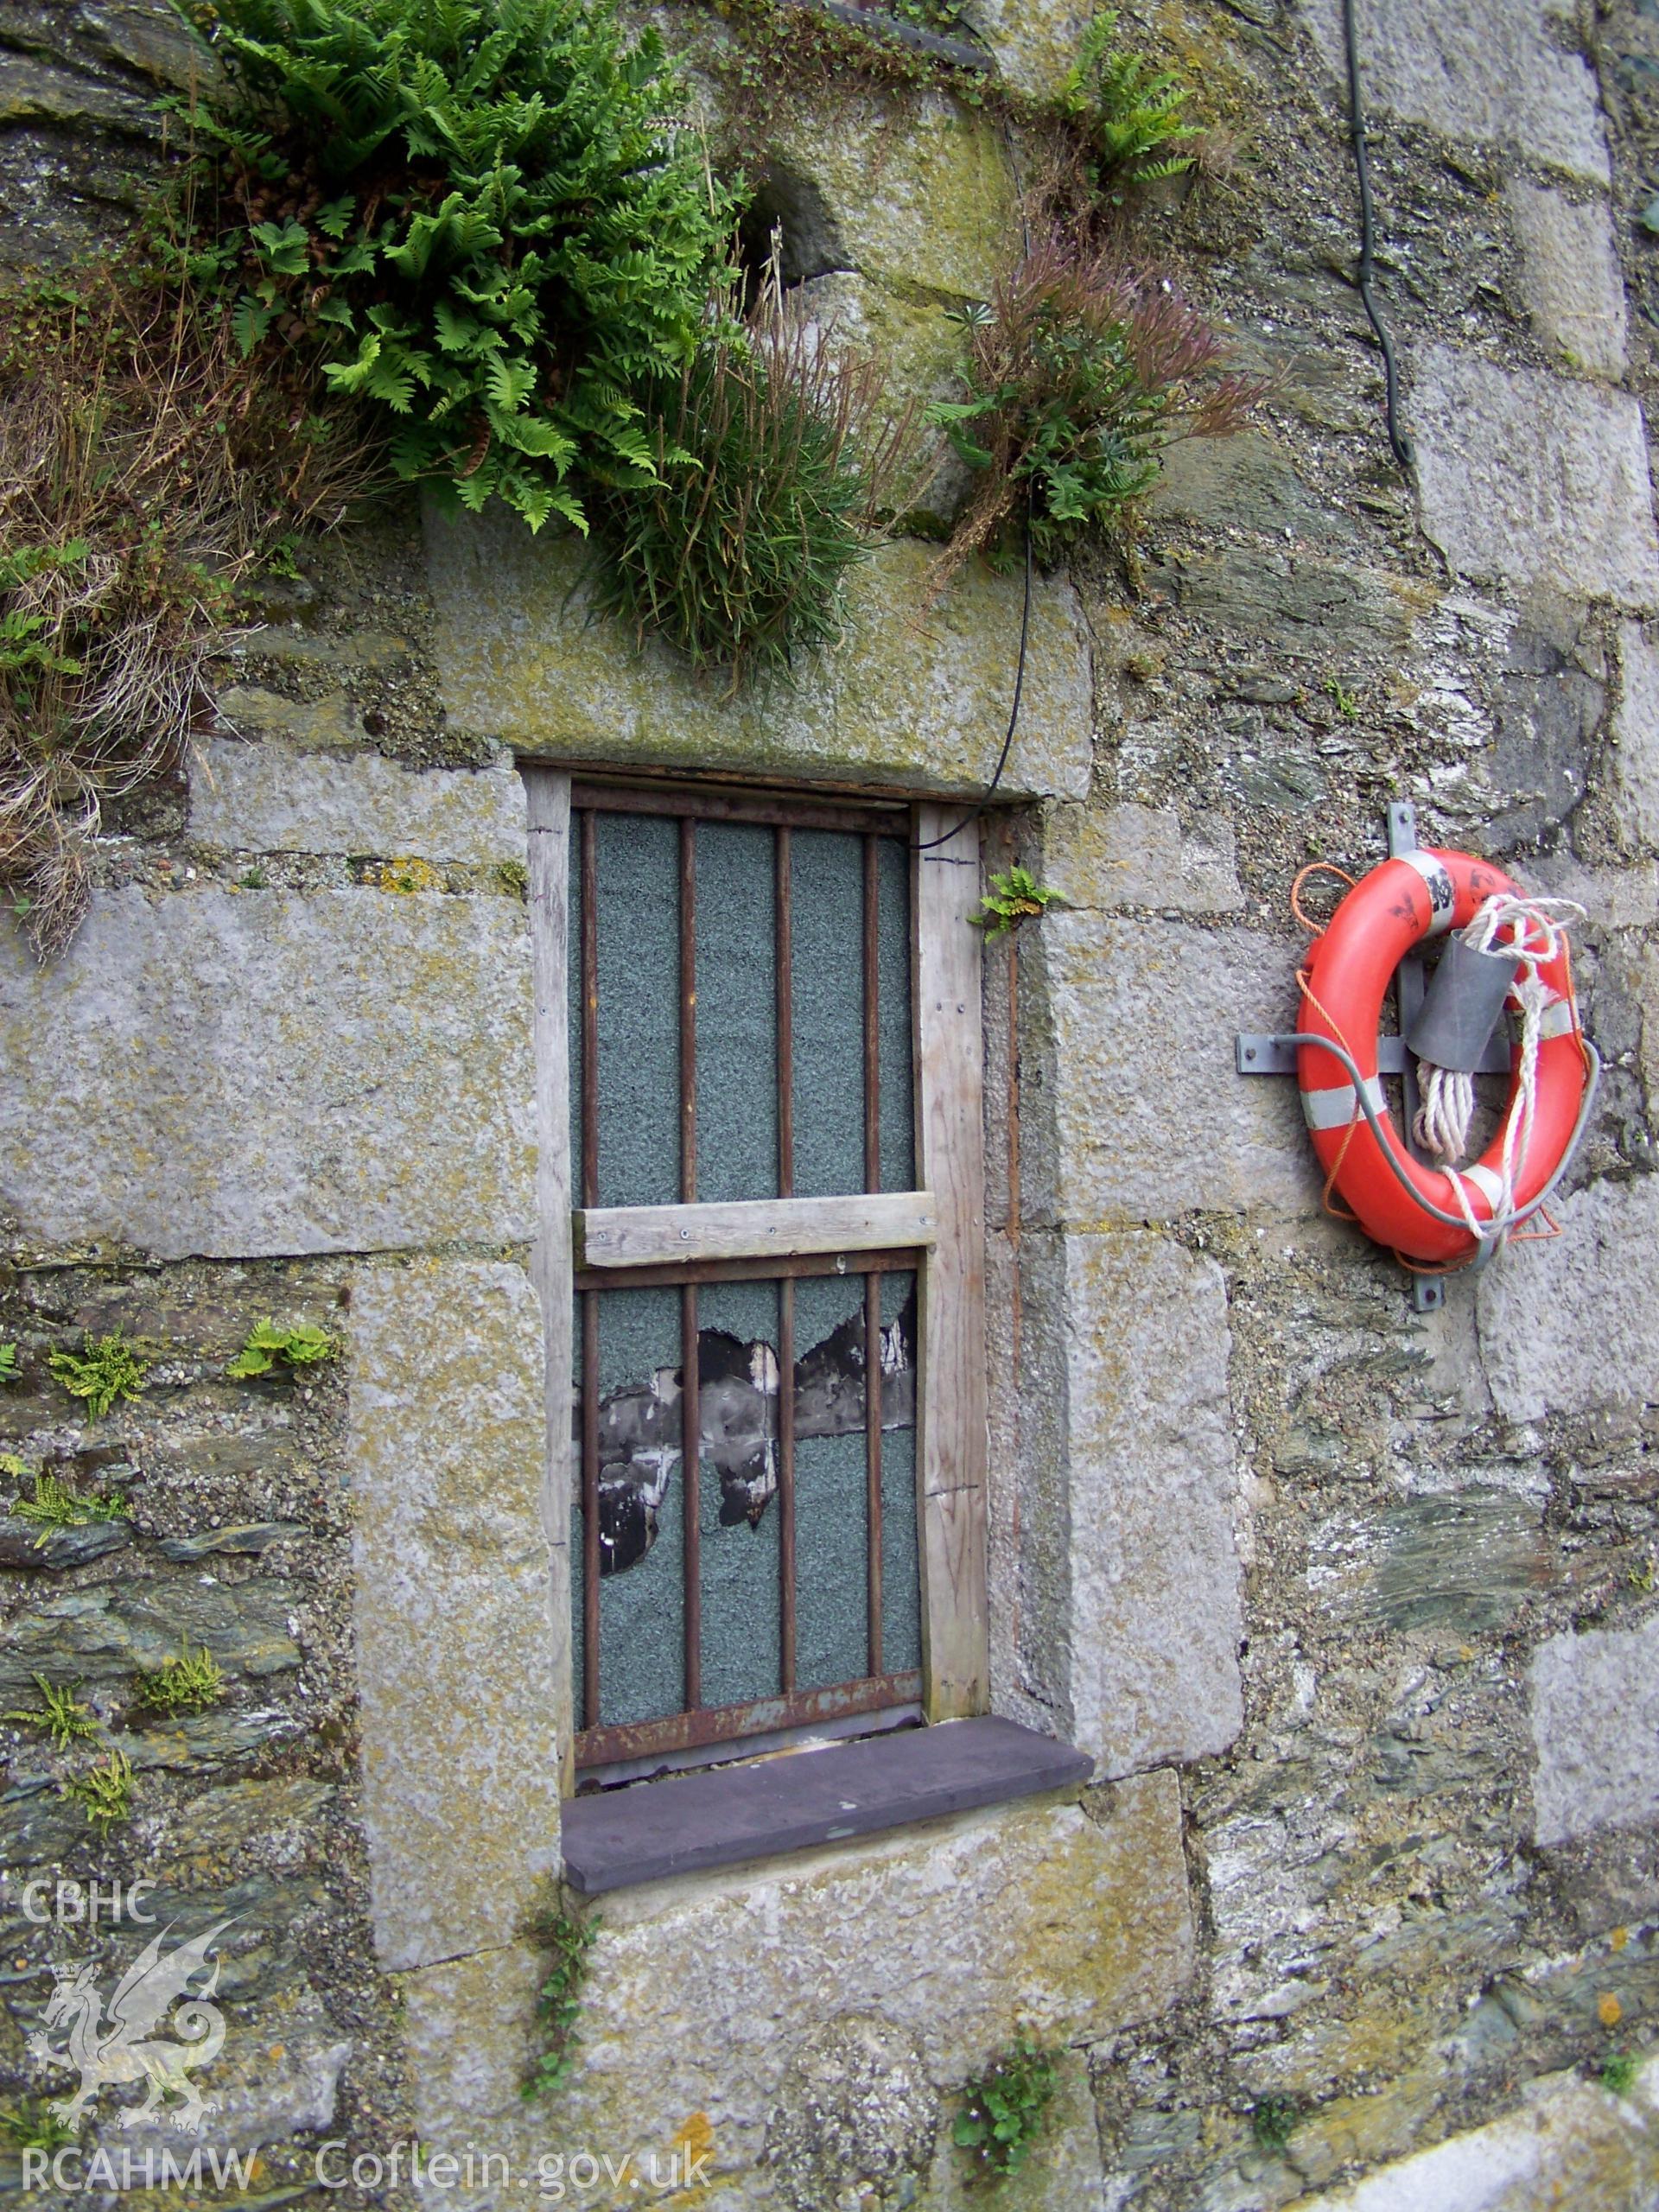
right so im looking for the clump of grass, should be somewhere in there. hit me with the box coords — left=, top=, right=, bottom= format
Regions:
left=588, top=269, right=920, bottom=694
left=971, top=865, right=1064, bottom=938
left=62, top=1746, right=135, bottom=1837
left=954, top=2037, right=1058, bottom=2177
left=1250, top=2095, right=1300, bottom=2154
left=134, top=1637, right=224, bottom=1717
left=930, top=231, right=1260, bottom=586
left=0, top=260, right=378, bottom=956
left=521, top=1897, right=600, bottom=2101
left=0, top=2098, right=77, bottom=2153
left=226, top=1318, right=335, bottom=1378
left=10, top=1471, right=129, bottom=1538
left=46, top=1328, right=150, bottom=1420
left=3, top=1674, right=99, bottom=1752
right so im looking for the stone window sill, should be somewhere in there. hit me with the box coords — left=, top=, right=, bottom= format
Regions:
left=560, top=1716, right=1092, bottom=1895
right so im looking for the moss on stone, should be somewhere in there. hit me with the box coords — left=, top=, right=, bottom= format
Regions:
left=424, top=510, right=1092, bottom=800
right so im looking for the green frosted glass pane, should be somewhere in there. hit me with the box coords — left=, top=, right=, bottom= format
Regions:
left=696, top=823, right=778, bottom=1205
left=876, top=836, right=915, bottom=1192
left=591, top=811, right=680, bottom=1209
left=793, top=1429, right=868, bottom=1689
left=694, top=1278, right=782, bottom=1711
left=791, top=830, right=864, bottom=1197
left=791, top=1270, right=920, bottom=1689
left=575, top=1287, right=686, bottom=1731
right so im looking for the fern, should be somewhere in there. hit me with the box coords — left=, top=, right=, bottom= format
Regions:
left=226, top=1318, right=335, bottom=1377
left=171, top=0, right=740, bottom=532
left=1061, top=11, right=1199, bottom=199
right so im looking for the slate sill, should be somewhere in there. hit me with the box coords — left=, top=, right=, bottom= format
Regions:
left=560, top=1715, right=1092, bottom=1896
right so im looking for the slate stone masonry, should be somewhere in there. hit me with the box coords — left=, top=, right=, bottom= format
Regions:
left=3, top=0, right=1659, bottom=2204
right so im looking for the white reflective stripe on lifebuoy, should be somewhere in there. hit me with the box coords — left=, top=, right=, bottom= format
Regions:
left=1396, top=849, right=1458, bottom=934
left=1460, top=1162, right=1505, bottom=1210
left=1301, top=1077, right=1386, bottom=1131
left=1537, top=997, right=1579, bottom=1042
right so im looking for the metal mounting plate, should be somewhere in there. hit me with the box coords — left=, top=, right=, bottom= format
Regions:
left=1236, top=802, right=1458, bottom=1311
left=1236, top=1033, right=1511, bottom=1078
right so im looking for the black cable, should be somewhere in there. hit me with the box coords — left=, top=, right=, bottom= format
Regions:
left=1342, top=0, right=1414, bottom=473
left=912, top=509, right=1033, bottom=855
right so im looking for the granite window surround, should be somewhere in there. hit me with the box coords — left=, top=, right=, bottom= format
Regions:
left=523, top=766, right=1068, bottom=1888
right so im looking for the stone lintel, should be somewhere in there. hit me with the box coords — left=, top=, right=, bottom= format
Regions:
left=423, top=509, right=1094, bottom=804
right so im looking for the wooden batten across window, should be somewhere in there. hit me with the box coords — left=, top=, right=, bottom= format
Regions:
left=525, top=769, right=989, bottom=1794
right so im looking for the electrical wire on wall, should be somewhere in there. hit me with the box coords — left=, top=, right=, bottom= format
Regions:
left=1342, top=0, right=1414, bottom=473
left=928, top=8, right=1414, bottom=855
left=912, top=512, right=1033, bottom=855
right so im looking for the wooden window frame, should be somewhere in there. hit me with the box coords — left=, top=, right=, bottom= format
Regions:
left=526, top=769, right=988, bottom=1797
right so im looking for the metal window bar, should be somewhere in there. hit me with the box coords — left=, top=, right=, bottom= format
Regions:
left=572, top=789, right=918, bottom=1770
left=776, top=823, right=798, bottom=1695
left=862, top=832, right=883, bottom=1679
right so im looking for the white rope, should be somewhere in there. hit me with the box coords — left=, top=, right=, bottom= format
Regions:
left=1413, top=893, right=1584, bottom=1244
left=1414, top=1062, right=1475, bottom=1164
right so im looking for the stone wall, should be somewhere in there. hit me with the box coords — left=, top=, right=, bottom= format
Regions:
left=3, top=0, right=1659, bottom=2207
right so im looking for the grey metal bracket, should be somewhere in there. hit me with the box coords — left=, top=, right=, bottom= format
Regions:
left=1236, top=1033, right=1509, bottom=1079
left=1236, top=803, right=1457, bottom=1313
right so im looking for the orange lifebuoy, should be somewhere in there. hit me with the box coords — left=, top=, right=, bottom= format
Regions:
left=1295, top=849, right=1592, bottom=1268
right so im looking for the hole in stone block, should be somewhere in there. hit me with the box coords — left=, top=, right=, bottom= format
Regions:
left=737, top=165, right=849, bottom=306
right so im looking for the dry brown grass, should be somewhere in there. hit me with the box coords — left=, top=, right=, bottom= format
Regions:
left=0, top=257, right=382, bottom=956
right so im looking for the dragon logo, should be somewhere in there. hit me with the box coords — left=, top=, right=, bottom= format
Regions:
left=26, top=1920, right=233, bottom=2135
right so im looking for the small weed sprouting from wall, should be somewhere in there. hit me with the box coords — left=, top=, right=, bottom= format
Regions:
left=0, top=263, right=377, bottom=956
left=3, top=1675, right=99, bottom=1753
left=10, top=1472, right=130, bottom=1538
left=954, top=2037, right=1058, bottom=2177
left=928, top=229, right=1262, bottom=588
left=174, top=0, right=739, bottom=537
left=62, top=1747, right=136, bottom=1839
left=521, top=1897, right=600, bottom=2101
left=971, top=866, right=1064, bottom=938
left=134, top=1637, right=226, bottom=1718
left=46, top=1328, right=151, bottom=1421
left=588, top=271, right=922, bottom=693
left=1059, top=10, right=1199, bottom=200
left=226, top=1318, right=336, bottom=1378
left=1249, top=2095, right=1300, bottom=2155
left=0, top=2100, right=77, bottom=2155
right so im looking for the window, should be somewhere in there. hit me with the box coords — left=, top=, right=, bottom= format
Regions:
left=525, top=773, right=988, bottom=1789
